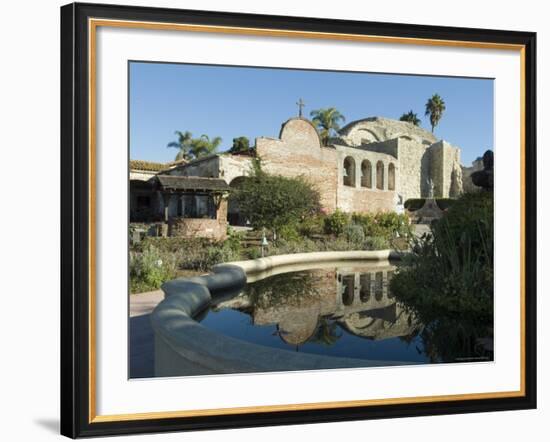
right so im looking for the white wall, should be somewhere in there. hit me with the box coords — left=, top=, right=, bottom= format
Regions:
left=0, top=0, right=546, bottom=441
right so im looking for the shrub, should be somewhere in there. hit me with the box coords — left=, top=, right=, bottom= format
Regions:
left=323, top=209, right=350, bottom=235
left=343, top=223, right=365, bottom=245
left=405, top=198, right=457, bottom=211
left=390, top=191, right=494, bottom=322
left=230, top=157, right=321, bottom=232
left=297, top=214, right=326, bottom=237
left=404, top=198, right=426, bottom=211
left=435, top=198, right=456, bottom=211
left=129, top=246, right=177, bottom=294
left=363, top=236, right=390, bottom=250
left=278, top=223, right=301, bottom=242
left=375, top=212, right=411, bottom=238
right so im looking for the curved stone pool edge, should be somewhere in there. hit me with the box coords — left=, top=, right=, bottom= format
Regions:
left=151, top=250, right=409, bottom=377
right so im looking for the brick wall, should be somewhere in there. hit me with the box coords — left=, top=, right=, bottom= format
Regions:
left=168, top=217, right=227, bottom=241
left=256, top=118, right=339, bottom=212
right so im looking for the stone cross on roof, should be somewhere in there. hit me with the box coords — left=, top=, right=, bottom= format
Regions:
left=296, top=98, right=305, bottom=117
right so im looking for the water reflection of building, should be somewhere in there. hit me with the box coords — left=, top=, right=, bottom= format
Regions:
left=213, top=265, right=421, bottom=347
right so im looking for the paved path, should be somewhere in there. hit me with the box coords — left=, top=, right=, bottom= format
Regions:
left=130, top=289, right=164, bottom=317
left=129, top=290, right=164, bottom=378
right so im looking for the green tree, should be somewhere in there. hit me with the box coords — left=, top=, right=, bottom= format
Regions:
left=309, top=107, right=346, bottom=146
left=189, top=134, right=222, bottom=159
left=167, top=130, right=193, bottom=161
left=399, top=110, right=421, bottom=126
left=424, top=94, right=446, bottom=132
left=167, top=131, right=222, bottom=161
left=229, top=136, right=251, bottom=154
left=230, top=158, right=321, bottom=234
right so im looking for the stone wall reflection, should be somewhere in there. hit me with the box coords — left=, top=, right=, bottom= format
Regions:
left=213, top=265, right=421, bottom=347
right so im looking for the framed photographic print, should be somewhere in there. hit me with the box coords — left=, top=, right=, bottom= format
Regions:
left=60, top=2, right=537, bottom=438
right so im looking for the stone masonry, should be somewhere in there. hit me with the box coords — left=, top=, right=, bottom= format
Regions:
left=130, top=115, right=466, bottom=236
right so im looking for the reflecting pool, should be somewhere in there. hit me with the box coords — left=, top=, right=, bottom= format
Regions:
left=198, top=263, right=494, bottom=366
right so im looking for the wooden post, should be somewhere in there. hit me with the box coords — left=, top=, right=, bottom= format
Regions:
left=161, top=193, right=171, bottom=237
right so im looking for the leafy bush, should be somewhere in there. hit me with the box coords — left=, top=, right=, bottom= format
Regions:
left=343, top=223, right=365, bottom=244
left=391, top=191, right=494, bottom=321
left=323, top=209, right=350, bottom=235
left=404, top=198, right=426, bottom=211
left=363, top=236, right=390, bottom=250
left=435, top=198, right=456, bottom=211
left=230, top=157, right=321, bottom=232
left=297, top=215, right=326, bottom=237
left=405, top=198, right=456, bottom=211
left=352, top=212, right=411, bottom=239
left=129, top=246, right=177, bottom=294
left=278, top=223, right=301, bottom=242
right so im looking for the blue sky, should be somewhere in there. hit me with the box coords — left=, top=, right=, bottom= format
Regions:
left=129, top=62, right=494, bottom=166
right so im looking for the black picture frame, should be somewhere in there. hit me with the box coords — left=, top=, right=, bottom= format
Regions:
left=61, top=2, right=537, bottom=438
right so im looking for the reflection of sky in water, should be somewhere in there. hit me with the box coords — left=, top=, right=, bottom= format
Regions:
left=200, top=308, right=429, bottom=363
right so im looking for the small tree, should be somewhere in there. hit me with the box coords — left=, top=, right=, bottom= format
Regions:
left=167, top=131, right=222, bottom=161
left=229, top=136, right=251, bottom=154
left=310, top=107, right=346, bottom=146
left=399, top=110, right=421, bottom=126
left=230, top=158, right=321, bottom=234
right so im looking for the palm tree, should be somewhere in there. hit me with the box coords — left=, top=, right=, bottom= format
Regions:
left=167, top=130, right=193, bottom=161
left=309, top=107, right=346, bottom=146
left=425, top=94, right=446, bottom=133
left=167, top=131, right=222, bottom=161
left=189, top=134, right=222, bottom=159
left=399, top=110, right=421, bottom=126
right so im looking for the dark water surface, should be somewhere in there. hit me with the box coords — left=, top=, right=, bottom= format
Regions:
left=198, top=263, right=493, bottom=366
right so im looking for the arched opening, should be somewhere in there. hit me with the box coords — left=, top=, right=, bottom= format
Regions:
left=227, top=176, right=248, bottom=226
left=361, top=160, right=372, bottom=188
left=343, top=156, right=356, bottom=187
left=388, top=163, right=396, bottom=191
left=376, top=161, right=385, bottom=190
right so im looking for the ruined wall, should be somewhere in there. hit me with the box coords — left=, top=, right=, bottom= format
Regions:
left=394, top=138, right=430, bottom=202
left=166, top=156, right=221, bottom=178
left=334, top=144, right=396, bottom=213
left=338, top=117, right=437, bottom=146
left=168, top=217, right=227, bottom=241
left=219, top=155, right=253, bottom=184
left=429, top=141, right=463, bottom=198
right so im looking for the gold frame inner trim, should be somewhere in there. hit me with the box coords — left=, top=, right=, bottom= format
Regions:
left=88, top=18, right=527, bottom=424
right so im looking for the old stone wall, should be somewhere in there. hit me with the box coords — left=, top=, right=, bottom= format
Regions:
left=256, top=118, right=339, bottom=212
left=129, top=169, right=157, bottom=181
left=338, top=117, right=437, bottom=146
left=149, top=117, right=464, bottom=217
left=394, top=138, right=430, bottom=202
left=168, top=217, right=227, bottom=241
left=219, top=155, right=253, bottom=184
left=166, top=156, right=220, bottom=178
left=429, top=141, right=462, bottom=198
left=338, top=186, right=396, bottom=213
left=334, top=144, right=397, bottom=213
